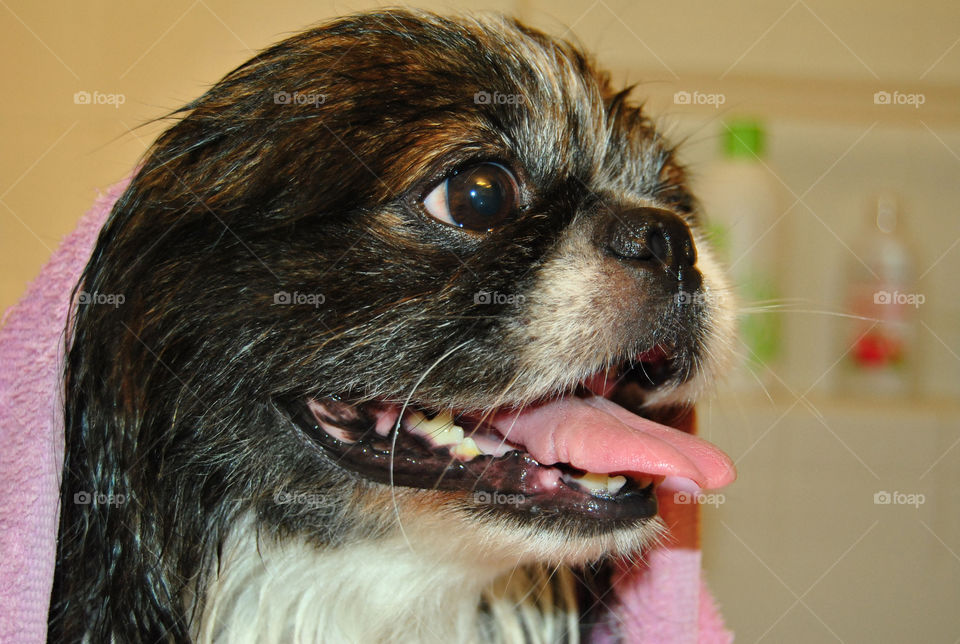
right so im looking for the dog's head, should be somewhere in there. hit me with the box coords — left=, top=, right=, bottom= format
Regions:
left=55, top=10, right=735, bottom=639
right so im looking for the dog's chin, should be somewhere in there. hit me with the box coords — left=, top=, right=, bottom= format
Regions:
left=362, top=488, right=667, bottom=569
left=285, top=347, right=732, bottom=563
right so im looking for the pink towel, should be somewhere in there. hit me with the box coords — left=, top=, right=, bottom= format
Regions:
left=0, top=179, right=732, bottom=643
left=590, top=471, right=734, bottom=644
left=0, top=178, right=127, bottom=643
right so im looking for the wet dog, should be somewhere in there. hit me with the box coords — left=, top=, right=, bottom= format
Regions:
left=50, top=10, right=736, bottom=643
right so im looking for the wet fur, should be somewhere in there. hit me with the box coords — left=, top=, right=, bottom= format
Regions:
left=49, top=10, right=733, bottom=643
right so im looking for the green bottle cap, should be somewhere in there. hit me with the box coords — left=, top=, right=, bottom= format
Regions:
left=723, top=120, right=765, bottom=159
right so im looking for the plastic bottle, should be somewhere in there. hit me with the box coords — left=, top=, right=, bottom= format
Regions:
left=697, top=119, right=783, bottom=390
left=840, top=193, right=917, bottom=396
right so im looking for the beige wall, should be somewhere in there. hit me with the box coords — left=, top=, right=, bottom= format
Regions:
left=0, top=0, right=516, bottom=311
left=3, top=1, right=959, bottom=641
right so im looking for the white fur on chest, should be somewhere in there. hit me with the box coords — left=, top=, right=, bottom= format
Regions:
left=195, top=520, right=580, bottom=644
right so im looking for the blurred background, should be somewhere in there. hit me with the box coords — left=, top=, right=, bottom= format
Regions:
left=2, top=1, right=958, bottom=641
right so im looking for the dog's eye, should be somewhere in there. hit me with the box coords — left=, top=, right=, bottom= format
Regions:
left=422, top=162, right=518, bottom=231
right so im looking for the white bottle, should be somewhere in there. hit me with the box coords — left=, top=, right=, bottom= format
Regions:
left=697, top=120, right=783, bottom=391
left=840, top=193, right=917, bottom=396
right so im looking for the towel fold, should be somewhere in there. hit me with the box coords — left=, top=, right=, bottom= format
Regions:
left=0, top=179, right=732, bottom=643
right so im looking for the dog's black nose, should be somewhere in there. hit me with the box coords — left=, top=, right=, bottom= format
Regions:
left=604, top=207, right=697, bottom=273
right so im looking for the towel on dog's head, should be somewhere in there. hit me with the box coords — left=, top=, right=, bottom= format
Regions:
left=0, top=180, right=731, bottom=643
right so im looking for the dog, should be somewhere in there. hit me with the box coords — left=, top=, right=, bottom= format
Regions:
left=49, top=9, right=736, bottom=643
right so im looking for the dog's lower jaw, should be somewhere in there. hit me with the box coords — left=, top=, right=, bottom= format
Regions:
left=193, top=509, right=663, bottom=643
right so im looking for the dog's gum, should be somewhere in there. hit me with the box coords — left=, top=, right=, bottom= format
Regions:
left=374, top=405, right=399, bottom=436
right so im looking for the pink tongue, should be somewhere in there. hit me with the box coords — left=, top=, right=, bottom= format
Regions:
left=489, top=395, right=736, bottom=489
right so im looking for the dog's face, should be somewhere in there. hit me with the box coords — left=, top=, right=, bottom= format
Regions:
left=56, top=10, right=735, bottom=639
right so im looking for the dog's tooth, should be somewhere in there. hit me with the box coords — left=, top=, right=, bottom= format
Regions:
left=633, top=476, right=653, bottom=489
left=606, top=475, right=627, bottom=494
left=569, top=472, right=609, bottom=493
left=432, top=423, right=465, bottom=447
left=406, top=410, right=426, bottom=426
left=408, top=410, right=464, bottom=446
left=450, top=437, right=481, bottom=460
left=567, top=472, right=628, bottom=496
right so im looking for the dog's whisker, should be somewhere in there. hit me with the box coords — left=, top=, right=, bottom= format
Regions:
left=391, top=340, right=471, bottom=549
left=741, top=306, right=881, bottom=323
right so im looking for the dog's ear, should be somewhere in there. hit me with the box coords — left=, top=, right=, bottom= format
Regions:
left=49, top=274, right=202, bottom=642
left=48, top=30, right=363, bottom=640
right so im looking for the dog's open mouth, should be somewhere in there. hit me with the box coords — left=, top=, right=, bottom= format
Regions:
left=289, top=349, right=735, bottom=523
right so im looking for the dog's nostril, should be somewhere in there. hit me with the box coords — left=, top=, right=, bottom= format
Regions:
left=604, top=207, right=696, bottom=270
left=648, top=229, right=668, bottom=263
